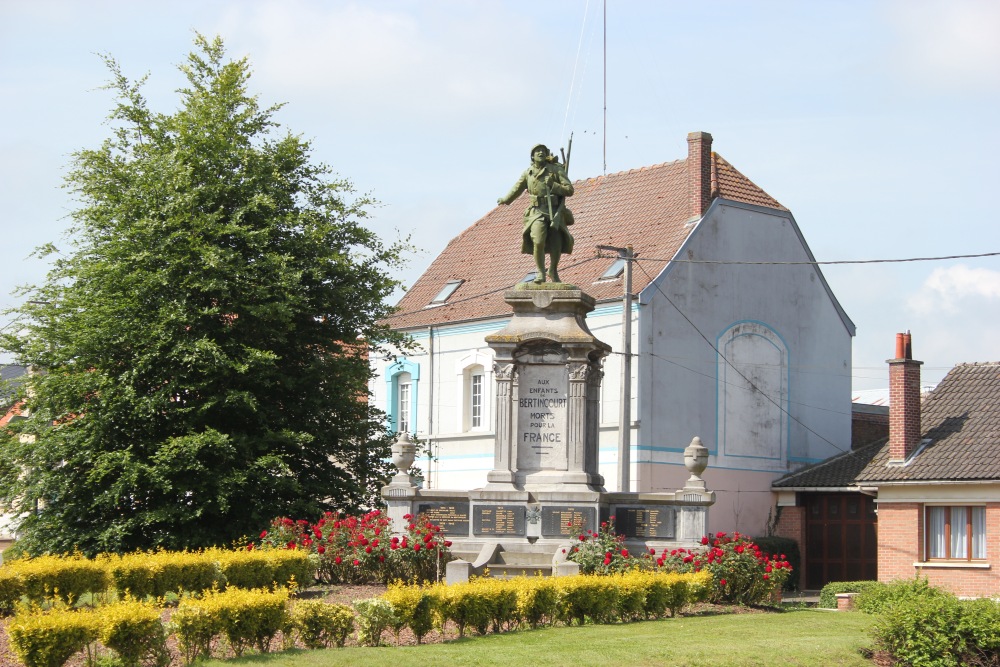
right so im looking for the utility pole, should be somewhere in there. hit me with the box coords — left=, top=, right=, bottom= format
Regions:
left=598, top=244, right=634, bottom=492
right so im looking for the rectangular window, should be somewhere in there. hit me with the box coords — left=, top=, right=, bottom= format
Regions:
left=398, top=382, right=411, bottom=433
left=926, top=506, right=986, bottom=560
left=470, top=373, right=483, bottom=428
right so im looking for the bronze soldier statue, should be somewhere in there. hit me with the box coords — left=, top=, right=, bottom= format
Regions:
left=497, top=144, right=575, bottom=284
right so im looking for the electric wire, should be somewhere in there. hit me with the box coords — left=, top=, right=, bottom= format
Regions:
left=633, top=260, right=850, bottom=455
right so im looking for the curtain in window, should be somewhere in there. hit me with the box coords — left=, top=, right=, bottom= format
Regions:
left=928, top=507, right=946, bottom=558
left=973, top=506, right=986, bottom=559
left=950, top=506, right=968, bottom=558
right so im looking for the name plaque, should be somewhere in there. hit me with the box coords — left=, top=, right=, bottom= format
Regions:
left=473, top=505, right=526, bottom=536
left=416, top=502, right=470, bottom=536
left=516, top=364, right=568, bottom=470
left=541, top=506, right=596, bottom=537
left=616, top=506, right=676, bottom=539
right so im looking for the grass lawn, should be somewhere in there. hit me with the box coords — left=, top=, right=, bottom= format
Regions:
left=207, top=610, right=876, bottom=667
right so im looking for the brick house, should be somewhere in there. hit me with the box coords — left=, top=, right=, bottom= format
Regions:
left=373, top=131, right=856, bottom=537
left=774, top=334, right=1000, bottom=596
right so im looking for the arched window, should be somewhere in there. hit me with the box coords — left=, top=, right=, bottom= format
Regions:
left=717, top=321, right=788, bottom=461
left=386, top=358, right=419, bottom=434
left=456, top=351, right=493, bottom=432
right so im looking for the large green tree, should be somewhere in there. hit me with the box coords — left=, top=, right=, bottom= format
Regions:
left=0, top=36, right=408, bottom=555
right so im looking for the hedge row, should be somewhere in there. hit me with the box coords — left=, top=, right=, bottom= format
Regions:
left=0, top=549, right=313, bottom=613
left=374, top=570, right=713, bottom=645
left=7, top=571, right=713, bottom=666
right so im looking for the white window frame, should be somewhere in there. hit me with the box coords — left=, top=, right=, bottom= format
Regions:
left=456, top=351, right=493, bottom=433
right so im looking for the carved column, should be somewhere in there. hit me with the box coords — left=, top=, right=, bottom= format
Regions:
left=566, top=363, right=589, bottom=474
left=586, top=362, right=604, bottom=478
left=487, top=362, right=516, bottom=484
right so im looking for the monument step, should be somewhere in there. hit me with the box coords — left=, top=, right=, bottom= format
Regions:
left=485, top=564, right=553, bottom=579
left=493, top=551, right=555, bottom=566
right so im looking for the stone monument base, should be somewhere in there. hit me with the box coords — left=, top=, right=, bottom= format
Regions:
left=382, top=482, right=715, bottom=581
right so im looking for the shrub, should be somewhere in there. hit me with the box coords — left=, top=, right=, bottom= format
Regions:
left=870, top=594, right=1000, bottom=667
left=101, top=551, right=223, bottom=599
left=752, top=536, right=800, bottom=590
left=0, top=567, right=26, bottom=615
left=169, top=602, right=223, bottom=664
left=817, top=580, right=884, bottom=609
left=565, top=517, right=654, bottom=574
left=353, top=597, right=398, bottom=647
left=4, top=554, right=109, bottom=605
left=855, top=577, right=950, bottom=616
left=259, top=511, right=453, bottom=585
left=871, top=592, right=966, bottom=667
left=383, top=583, right=436, bottom=644
left=96, top=599, right=169, bottom=667
left=211, top=547, right=313, bottom=591
left=171, top=587, right=288, bottom=659
left=8, top=606, right=99, bottom=667
left=658, top=532, right=791, bottom=606
left=555, top=575, right=619, bottom=625
left=290, top=600, right=355, bottom=649
left=431, top=581, right=495, bottom=638
left=511, top=577, right=560, bottom=629
left=213, top=587, right=289, bottom=656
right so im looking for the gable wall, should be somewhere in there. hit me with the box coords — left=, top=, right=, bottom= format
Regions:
left=637, top=201, right=853, bottom=534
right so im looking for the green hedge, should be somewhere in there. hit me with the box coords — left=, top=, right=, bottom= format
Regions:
left=0, top=547, right=315, bottom=614
left=817, top=580, right=883, bottom=608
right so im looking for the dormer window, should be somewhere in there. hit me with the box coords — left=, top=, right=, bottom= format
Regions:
left=598, top=258, right=626, bottom=280
left=429, top=279, right=464, bottom=306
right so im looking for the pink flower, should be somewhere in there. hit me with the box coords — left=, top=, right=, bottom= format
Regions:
left=620, top=549, right=629, bottom=558
left=720, top=579, right=727, bottom=586
left=763, top=574, right=769, bottom=580
left=334, top=556, right=342, bottom=565
left=352, top=559, right=360, bottom=566
left=260, top=530, right=268, bottom=539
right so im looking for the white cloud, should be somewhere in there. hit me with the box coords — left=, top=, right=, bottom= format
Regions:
left=885, top=0, right=1000, bottom=91
left=217, top=1, right=537, bottom=121
left=907, top=264, right=1000, bottom=314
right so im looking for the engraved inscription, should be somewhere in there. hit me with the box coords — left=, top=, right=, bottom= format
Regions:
left=516, top=365, right=568, bottom=470
left=416, top=502, right=470, bottom=536
left=473, top=505, right=526, bottom=536
left=616, top=506, right=676, bottom=539
left=541, top=506, right=596, bottom=537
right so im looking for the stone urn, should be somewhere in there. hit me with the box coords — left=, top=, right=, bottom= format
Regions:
left=390, top=432, right=417, bottom=486
left=683, top=436, right=709, bottom=489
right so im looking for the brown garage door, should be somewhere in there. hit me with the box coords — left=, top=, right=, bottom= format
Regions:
left=804, top=493, right=877, bottom=589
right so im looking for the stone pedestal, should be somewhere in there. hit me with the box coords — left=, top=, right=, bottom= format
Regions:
left=484, top=286, right=610, bottom=492
left=380, top=284, right=716, bottom=581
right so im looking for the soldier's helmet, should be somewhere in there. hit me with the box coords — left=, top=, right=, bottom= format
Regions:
left=530, top=144, right=550, bottom=158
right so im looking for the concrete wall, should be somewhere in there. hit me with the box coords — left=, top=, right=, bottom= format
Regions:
left=636, top=200, right=853, bottom=535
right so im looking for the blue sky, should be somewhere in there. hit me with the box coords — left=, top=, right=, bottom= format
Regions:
left=2, top=0, right=998, bottom=390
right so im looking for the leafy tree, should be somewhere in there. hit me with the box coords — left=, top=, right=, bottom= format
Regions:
left=0, top=35, right=408, bottom=555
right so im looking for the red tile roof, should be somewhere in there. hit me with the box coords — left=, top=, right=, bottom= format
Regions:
left=385, top=152, right=785, bottom=330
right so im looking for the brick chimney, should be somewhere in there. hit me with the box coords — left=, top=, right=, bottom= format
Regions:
left=888, top=332, right=923, bottom=463
left=687, top=131, right=713, bottom=220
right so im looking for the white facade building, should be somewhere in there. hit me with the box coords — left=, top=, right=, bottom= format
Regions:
left=372, top=132, right=855, bottom=536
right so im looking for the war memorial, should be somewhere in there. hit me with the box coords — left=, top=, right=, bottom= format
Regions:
left=381, top=145, right=716, bottom=580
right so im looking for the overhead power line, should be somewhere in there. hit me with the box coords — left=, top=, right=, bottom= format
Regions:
left=607, top=251, right=1000, bottom=266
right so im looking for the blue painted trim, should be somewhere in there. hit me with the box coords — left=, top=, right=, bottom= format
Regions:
left=385, top=357, right=420, bottom=432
